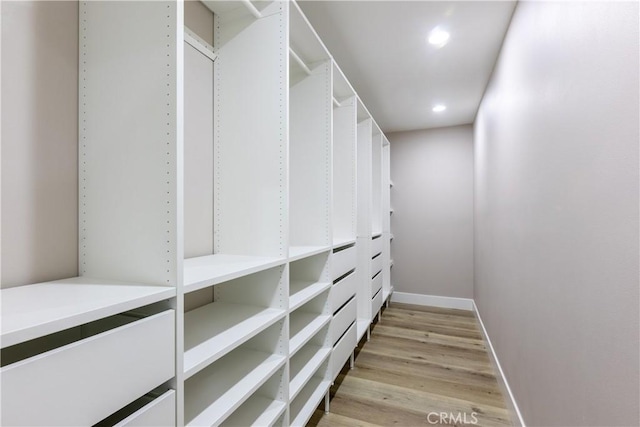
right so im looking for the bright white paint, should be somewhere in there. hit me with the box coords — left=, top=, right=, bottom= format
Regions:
left=475, top=2, right=639, bottom=425
left=298, top=1, right=516, bottom=132
left=388, top=125, right=474, bottom=299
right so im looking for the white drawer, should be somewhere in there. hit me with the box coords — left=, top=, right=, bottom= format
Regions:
left=370, top=254, right=382, bottom=278
left=330, top=323, right=356, bottom=381
left=371, top=289, right=382, bottom=320
left=371, top=272, right=383, bottom=298
left=116, top=390, right=176, bottom=427
left=1, top=310, right=175, bottom=427
left=330, top=271, right=357, bottom=313
left=330, top=298, right=356, bottom=345
left=370, top=237, right=382, bottom=258
left=331, top=245, right=356, bottom=281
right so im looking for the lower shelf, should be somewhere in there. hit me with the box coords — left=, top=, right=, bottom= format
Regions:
left=289, top=343, right=331, bottom=402
left=290, top=376, right=331, bottom=427
left=220, top=395, right=286, bottom=427
left=184, top=348, right=286, bottom=426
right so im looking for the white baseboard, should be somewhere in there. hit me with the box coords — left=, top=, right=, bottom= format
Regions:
left=390, top=291, right=474, bottom=311
left=473, top=301, right=526, bottom=427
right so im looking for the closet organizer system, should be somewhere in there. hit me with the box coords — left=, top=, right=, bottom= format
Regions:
left=0, top=1, right=393, bottom=426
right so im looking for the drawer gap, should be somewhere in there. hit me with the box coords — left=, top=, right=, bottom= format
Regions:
left=93, top=385, right=173, bottom=427
left=1, top=301, right=171, bottom=367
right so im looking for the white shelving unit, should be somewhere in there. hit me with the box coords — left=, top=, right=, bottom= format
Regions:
left=184, top=321, right=287, bottom=426
left=1, top=0, right=393, bottom=425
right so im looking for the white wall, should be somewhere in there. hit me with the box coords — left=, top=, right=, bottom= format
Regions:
left=475, top=2, right=639, bottom=426
left=388, top=125, right=473, bottom=298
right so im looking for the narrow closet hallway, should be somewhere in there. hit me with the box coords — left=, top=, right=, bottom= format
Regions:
left=310, top=303, right=510, bottom=427
left=1, top=1, right=638, bottom=426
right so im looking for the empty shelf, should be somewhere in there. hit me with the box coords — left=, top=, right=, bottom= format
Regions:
left=183, top=254, right=287, bottom=293
left=290, top=376, right=331, bottom=427
left=289, top=246, right=331, bottom=262
left=184, top=302, right=286, bottom=378
left=220, top=395, right=287, bottom=427
left=0, top=277, right=176, bottom=348
left=289, top=344, right=331, bottom=401
left=356, top=318, right=370, bottom=341
left=289, top=281, right=331, bottom=312
left=185, top=348, right=286, bottom=426
left=289, top=312, right=331, bottom=356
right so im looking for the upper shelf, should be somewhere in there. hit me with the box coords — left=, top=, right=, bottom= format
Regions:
left=289, top=245, right=331, bottom=263
left=0, top=277, right=176, bottom=348
left=290, top=1, right=331, bottom=67
left=183, top=254, right=287, bottom=294
left=332, top=62, right=355, bottom=101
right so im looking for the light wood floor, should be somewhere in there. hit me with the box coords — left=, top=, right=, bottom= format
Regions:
left=309, top=303, right=511, bottom=427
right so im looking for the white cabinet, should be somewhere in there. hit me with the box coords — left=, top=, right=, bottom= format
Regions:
left=1, top=0, right=392, bottom=424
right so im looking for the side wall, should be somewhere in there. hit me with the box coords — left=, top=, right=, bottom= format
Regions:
left=474, top=2, right=639, bottom=425
left=389, top=125, right=474, bottom=298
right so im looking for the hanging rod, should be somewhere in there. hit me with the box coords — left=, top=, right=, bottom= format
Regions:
left=241, top=0, right=263, bottom=19
left=289, top=48, right=312, bottom=76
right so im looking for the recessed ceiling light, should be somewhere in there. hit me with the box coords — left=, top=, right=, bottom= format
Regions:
left=432, top=104, right=447, bottom=113
left=428, top=27, right=450, bottom=47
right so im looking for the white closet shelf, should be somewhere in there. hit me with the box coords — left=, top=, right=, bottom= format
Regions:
left=220, top=395, right=286, bottom=427
left=183, top=254, right=287, bottom=293
left=184, top=348, right=286, bottom=427
left=184, top=302, right=286, bottom=378
left=289, top=281, right=331, bottom=312
left=332, top=237, right=356, bottom=249
left=289, top=312, right=331, bottom=357
left=290, top=375, right=331, bottom=427
left=289, top=245, right=331, bottom=262
left=0, top=277, right=175, bottom=348
left=356, top=318, right=370, bottom=342
left=289, top=344, right=331, bottom=402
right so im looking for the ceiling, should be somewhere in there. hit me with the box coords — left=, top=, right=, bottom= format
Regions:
left=298, top=1, right=517, bottom=133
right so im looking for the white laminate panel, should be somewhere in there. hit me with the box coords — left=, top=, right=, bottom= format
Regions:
left=329, top=271, right=356, bottom=313
left=331, top=245, right=356, bottom=281
left=330, top=298, right=356, bottom=345
left=1, top=311, right=175, bottom=426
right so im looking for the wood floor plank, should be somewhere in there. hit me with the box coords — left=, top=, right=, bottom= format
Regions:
left=372, top=323, right=487, bottom=352
left=308, top=303, right=511, bottom=427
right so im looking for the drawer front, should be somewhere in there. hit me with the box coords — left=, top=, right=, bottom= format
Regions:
left=330, top=298, right=356, bottom=345
left=371, top=273, right=383, bottom=298
left=1, top=310, right=176, bottom=427
left=371, top=289, right=383, bottom=320
left=370, top=255, right=383, bottom=278
left=116, top=390, right=176, bottom=427
left=331, top=245, right=356, bottom=281
left=330, top=323, right=356, bottom=381
left=370, top=238, right=382, bottom=258
left=330, top=271, right=357, bottom=313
